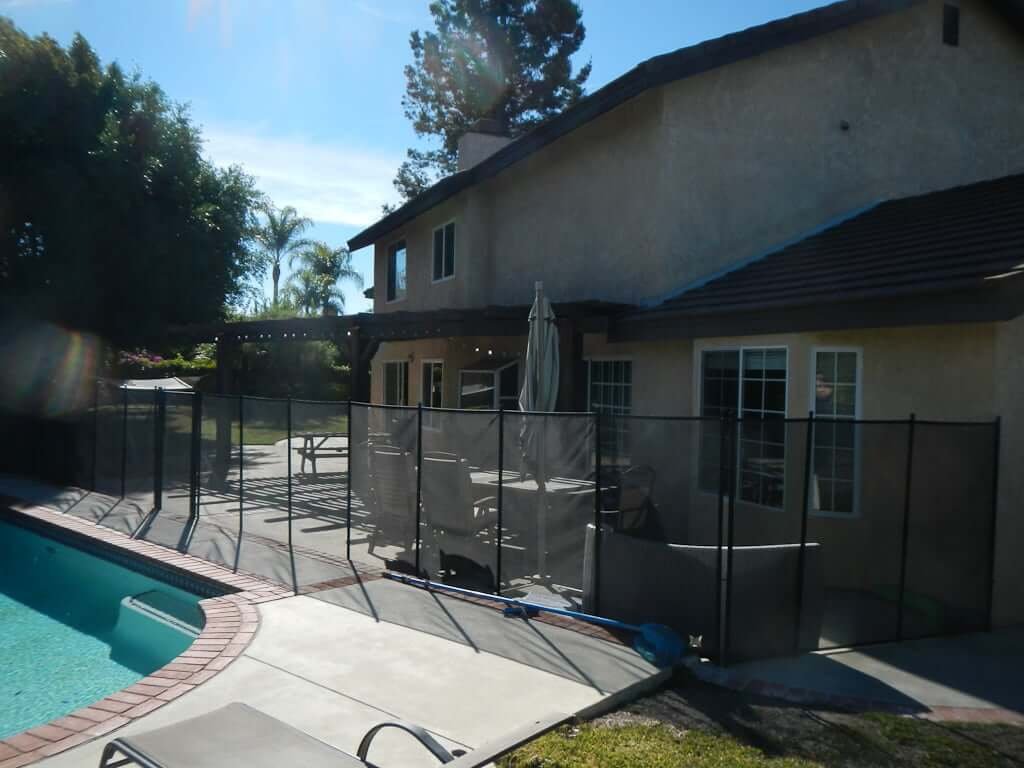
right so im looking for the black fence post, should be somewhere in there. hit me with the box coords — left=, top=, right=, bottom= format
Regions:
left=723, top=414, right=739, bottom=666
left=715, top=414, right=727, bottom=663
left=181, top=391, right=203, bottom=552
left=986, top=416, right=1001, bottom=632
left=238, top=395, right=244, bottom=548
left=120, top=384, right=129, bottom=499
left=286, top=397, right=293, bottom=556
left=592, top=410, right=603, bottom=615
left=414, top=402, right=424, bottom=576
left=91, top=380, right=100, bottom=493
left=896, top=412, right=917, bottom=640
left=346, top=399, right=353, bottom=561
left=153, top=388, right=166, bottom=513
left=794, top=411, right=815, bottom=654
left=496, top=406, right=505, bottom=595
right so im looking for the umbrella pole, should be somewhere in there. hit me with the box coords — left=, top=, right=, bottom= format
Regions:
left=537, top=414, right=548, bottom=582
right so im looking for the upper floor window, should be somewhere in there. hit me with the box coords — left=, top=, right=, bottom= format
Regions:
left=432, top=222, right=455, bottom=282
left=387, top=240, right=407, bottom=302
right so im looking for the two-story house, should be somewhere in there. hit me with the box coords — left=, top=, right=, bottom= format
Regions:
left=347, top=0, right=1024, bottom=628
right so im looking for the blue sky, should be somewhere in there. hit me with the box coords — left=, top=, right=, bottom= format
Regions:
left=3, top=0, right=823, bottom=313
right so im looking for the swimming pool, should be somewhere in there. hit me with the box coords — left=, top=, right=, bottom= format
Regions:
left=0, top=518, right=205, bottom=739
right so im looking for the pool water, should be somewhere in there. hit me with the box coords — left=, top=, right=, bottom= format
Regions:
left=0, top=519, right=203, bottom=739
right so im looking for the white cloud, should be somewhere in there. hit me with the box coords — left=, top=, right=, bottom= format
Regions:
left=202, top=124, right=400, bottom=228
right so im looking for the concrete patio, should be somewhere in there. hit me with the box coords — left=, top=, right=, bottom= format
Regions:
left=688, top=626, right=1024, bottom=721
left=37, top=576, right=662, bottom=767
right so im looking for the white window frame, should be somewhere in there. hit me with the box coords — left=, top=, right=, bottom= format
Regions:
left=696, top=345, right=789, bottom=509
left=386, top=238, right=407, bottom=304
left=382, top=360, right=409, bottom=405
left=459, top=360, right=519, bottom=410
left=585, top=358, right=633, bottom=416
left=808, top=346, right=863, bottom=519
left=421, top=359, right=445, bottom=408
left=431, top=220, right=456, bottom=284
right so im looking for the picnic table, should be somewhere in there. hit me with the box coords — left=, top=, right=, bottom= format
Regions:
left=295, top=432, right=348, bottom=474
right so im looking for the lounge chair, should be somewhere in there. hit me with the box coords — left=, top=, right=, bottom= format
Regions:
left=99, top=702, right=568, bottom=768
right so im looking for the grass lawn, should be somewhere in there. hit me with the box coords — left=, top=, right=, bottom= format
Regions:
left=104, top=403, right=348, bottom=446
left=499, top=674, right=1024, bottom=767
left=501, top=722, right=818, bottom=767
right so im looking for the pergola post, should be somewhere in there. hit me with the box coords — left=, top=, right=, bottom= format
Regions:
left=347, top=329, right=373, bottom=403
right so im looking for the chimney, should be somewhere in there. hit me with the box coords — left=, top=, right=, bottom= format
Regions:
left=457, top=118, right=512, bottom=172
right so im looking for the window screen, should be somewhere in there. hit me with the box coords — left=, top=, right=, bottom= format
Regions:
left=384, top=361, right=408, bottom=405
left=738, top=348, right=787, bottom=508
left=699, top=347, right=787, bottom=507
left=432, top=222, right=455, bottom=281
left=387, top=241, right=407, bottom=301
left=422, top=361, right=443, bottom=407
left=812, top=350, right=859, bottom=515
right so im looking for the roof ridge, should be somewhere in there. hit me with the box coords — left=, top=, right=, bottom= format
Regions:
left=349, top=0, right=938, bottom=251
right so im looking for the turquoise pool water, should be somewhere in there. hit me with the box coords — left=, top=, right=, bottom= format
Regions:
left=0, top=518, right=204, bottom=739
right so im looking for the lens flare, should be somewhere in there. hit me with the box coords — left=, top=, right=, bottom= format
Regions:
left=0, top=323, right=100, bottom=418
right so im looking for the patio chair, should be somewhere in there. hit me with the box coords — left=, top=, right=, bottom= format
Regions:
left=420, top=451, right=497, bottom=537
left=604, top=464, right=656, bottom=533
left=366, top=443, right=417, bottom=557
left=98, top=702, right=569, bottom=768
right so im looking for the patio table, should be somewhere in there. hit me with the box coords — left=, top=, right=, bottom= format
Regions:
left=469, top=470, right=593, bottom=495
left=295, top=432, right=348, bottom=474
left=470, top=470, right=594, bottom=584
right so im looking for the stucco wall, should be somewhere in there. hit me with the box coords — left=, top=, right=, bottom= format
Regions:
left=994, top=314, right=1024, bottom=626
left=589, top=324, right=1011, bottom=629
left=371, top=0, right=1024, bottom=312
left=370, top=337, right=525, bottom=406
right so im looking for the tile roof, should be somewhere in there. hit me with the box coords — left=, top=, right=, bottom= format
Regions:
left=649, top=172, right=1024, bottom=316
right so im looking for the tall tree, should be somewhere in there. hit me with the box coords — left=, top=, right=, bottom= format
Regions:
left=393, top=0, right=590, bottom=202
left=286, top=242, right=363, bottom=316
left=0, top=19, right=263, bottom=346
left=255, top=204, right=312, bottom=306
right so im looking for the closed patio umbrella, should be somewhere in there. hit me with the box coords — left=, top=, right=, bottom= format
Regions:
left=519, top=282, right=559, bottom=581
left=519, top=281, right=559, bottom=414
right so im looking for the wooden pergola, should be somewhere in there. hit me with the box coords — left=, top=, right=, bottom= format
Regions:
left=169, top=301, right=629, bottom=406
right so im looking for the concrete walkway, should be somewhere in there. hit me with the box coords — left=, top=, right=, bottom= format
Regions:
left=40, top=586, right=662, bottom=767
left=689, top=627, right=1024, bottom=720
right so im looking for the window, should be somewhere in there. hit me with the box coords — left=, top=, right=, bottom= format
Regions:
left=421, top=361, right=444, bottom=407
left=942, top=3, right=960, bottom=46
left=811, top=349, right=860, bottom=516
left=699, top=347, right=787, bottom=508
left=432, top=222, right=455, bottom=282
left=588, top=360, right=632, bottom=459
left=386, top=240, right=406, bottom=302
left=459, top=360, right=519, bottom=410
left=698, top=350, right=740, bottom=491
left=383, top=361, right=408, bottom=405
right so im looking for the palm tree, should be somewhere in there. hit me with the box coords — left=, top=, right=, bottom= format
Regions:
left=286, top=241, right=364, bottom=316
left=283, top=269, right=320, bottom=316
left=256, top=204, right=312, bottom=305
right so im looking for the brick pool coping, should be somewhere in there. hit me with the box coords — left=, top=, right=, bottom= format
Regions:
left=0, top=502, right=293, bottom=768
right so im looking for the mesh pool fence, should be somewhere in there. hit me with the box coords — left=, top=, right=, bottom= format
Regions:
left=2, top=392, right=1001, bottom=665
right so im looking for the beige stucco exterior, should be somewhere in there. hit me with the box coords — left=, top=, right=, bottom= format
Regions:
left=370, top=0, right=1024, bottom=314
left=358, top=0, right=1024, bottom=628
